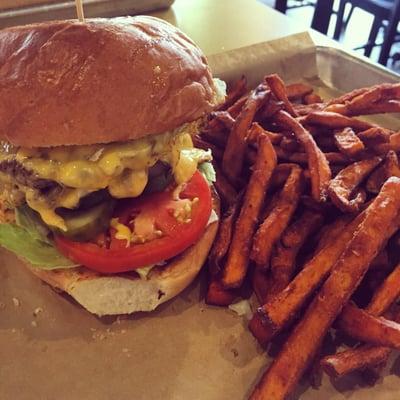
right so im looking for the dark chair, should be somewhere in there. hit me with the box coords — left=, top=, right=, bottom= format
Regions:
left=333, top=0, right=400, bottom=65
left=275, top=0, right=315, bottom=14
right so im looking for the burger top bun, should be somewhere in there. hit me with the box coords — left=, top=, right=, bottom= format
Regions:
left=0, top=16, right=217, bottom=148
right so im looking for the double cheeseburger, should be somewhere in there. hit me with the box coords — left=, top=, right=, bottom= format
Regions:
left=0, top=16, right=225, bottom=315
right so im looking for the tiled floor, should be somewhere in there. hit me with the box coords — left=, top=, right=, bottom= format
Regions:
left=260, top=0, right=400, bottom=73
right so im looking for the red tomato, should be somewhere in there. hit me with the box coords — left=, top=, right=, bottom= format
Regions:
left=55, top=171, right=212, bottom=274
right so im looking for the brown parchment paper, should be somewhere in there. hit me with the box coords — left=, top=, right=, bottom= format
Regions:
left=1, top=32, right=400, bottom=400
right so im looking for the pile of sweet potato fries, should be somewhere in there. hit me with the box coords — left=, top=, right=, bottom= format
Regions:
left=199, top=74, right=400, bottom=399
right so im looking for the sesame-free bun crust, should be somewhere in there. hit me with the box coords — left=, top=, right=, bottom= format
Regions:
left=0, top=16, right=216, bottom=148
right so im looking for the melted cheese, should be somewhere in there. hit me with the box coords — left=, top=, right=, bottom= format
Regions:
left=0, top=122, right=211, bottom=230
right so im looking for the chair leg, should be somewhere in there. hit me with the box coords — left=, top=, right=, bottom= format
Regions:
left=364, top=17, right=382, bottom=57
left=275, top=0, right=288, bottom=13
left=378, top=0, right=400, bottom=65
left=334, top=0, right=348, bottom=40
left=343, top=4, right=355, bottom=30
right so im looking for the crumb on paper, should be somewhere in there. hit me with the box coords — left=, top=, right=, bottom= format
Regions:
left=122, top=348, right=129, bottom=353
left=0, top=302, right=5, bottom=309
left=31, top=320, right=38, bottom=328
left=11, top=328, right=17, bottom=333
left=228, top=300, right=253, bottom=319
left=12, top=297, right=20, bottom=307
left=120, top=329, right=127, bottom=334
left=33, top=307, right=43, bottom=316
left=231, top=348, right=239, bottom=358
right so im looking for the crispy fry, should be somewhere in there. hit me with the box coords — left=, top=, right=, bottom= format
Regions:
left=274, top=147, right=349, bottom=165
left=358, top=127, right=391, bottom=147
left=303, top=93, right=323, bottom=105
left=249, top=178, right=400, bottom=400
left=212, top=163, right=238, bottom=207
left=208, top=197, right=241, bottom=276
left=279, top=136, right=299, bottom=152
left=366, top=151, right=400, bottom=193
left=322, top=307, right=400, bottom=379
left=206, top=278, right=237, bottom=306
left=325, top=83, right=400, bottom=116
left=265, top=211, right=324, bottom=300
left=258, top=99, right=283, bottom=120
left=222, top=84, right=270, bottom=184
left=253, top=213, right=363, bottom=345
left=367, top=261, right=400, bottom=315
left=251, top=165, right=303, bottom=268
left=217, top=75, right=247, bottom=111
left=252, top=267, right=270, bottom=305
left=227, top=95, right=247, bottom=118
left=221, top=132, right=277, bottom=288
left=333, top=127, right=365, bottom=158
left=274, top=110, right=331, bottom=201
left=293, top=102, right=326, bottom=116
left=321, top=346, right=391, bottom=379
left=285, top=82, right=313, bottom=100
left=209, top=111, right=235, bottom=131
left=265, top=74, right=297, bottom=117
left=338, top=303, right=400, bottom=349
left=192, top=136, right=223, bottom=160
left=328, top=157, right=382, bottom=213
left=303, top=111, right=374, bottom=131
left=247, top=124, right=283, bottom=145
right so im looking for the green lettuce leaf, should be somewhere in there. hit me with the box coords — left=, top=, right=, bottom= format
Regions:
left=198, top=162, right=216, bottom=185
left=0, top=206, right=77, bottom=269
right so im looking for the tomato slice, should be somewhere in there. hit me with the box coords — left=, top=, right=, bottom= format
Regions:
left=55, top=171, right=212, bottom=274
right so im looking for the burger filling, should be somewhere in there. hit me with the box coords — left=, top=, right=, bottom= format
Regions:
left=0, top=121, right=217, bottom=275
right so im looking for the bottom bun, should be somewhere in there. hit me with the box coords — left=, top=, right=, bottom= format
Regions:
left=26, top=198, right=219, bottom=316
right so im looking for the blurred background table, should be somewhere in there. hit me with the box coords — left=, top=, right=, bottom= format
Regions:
left=0, top=0, right=331, bottom=56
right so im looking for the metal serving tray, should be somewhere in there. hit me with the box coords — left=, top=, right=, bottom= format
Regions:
left=1, top=33, right=400, bottom=400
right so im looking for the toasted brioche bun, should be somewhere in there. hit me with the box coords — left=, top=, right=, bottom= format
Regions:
left=16, top=193, right=219, bottom=316
left=0, top=16, right=216, bottom=148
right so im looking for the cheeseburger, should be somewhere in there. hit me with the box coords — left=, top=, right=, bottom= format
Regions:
left=0, top=16, right=225, bottom=315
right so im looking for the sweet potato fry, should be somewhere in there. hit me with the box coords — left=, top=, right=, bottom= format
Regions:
left=193, top=136, right=223, bottom=161
left=338, top=303, right=400, bottom=349
left=303, top=93, right=323, bottom=105
left=265, top=210, right=324, bottom=300
left=217, top=75, right=247, bottom=111
left=323, top=260, right=400, bottom=378
left=212, top=163, right=238, bottom=207
left=227, top=95, right=247, bottom=118
left=253, top=213, right=364, bottom=346
left=293, top=102, right=326, bottom=115
left=366, top=151, right=400, bottom=193
left=206, top=278, right=237, bottom=306
left=275, top=148, right=349, bottom=165
left=208, top=198, right=242, bottom=276
left=321, top=345, right=391, bottom=379
left=251, top=165, right=303, bottom=268
left=222, top=84, right=270, bottom=184
left=247, top=124, right=283, bottom=145
left=249, top=177, right=400, bottom=400
left=208, top=111, right=235, bottom=132
left=285, top=82, right=313, bottom=100
left=303, top=111, right=374, bottom=131
left=367, top=261, right=400, bottom=315
left=265, top=74, right=297, bottom=117
left=252, top=267, right=270, bottom=305
left=221, top=132, right=277, bottom=288
left=274, top=110, right=331, bottom=202
left=333, top=127, right=365, bottom=158
left=257, top=99, right=283, bottom=120
left=358, top=127, right=391, bottom=147
left=325, top=83, right=400, bottom=116
left=279, top=136, right=299, bottom=152
left=328, top=157, right=382, bottom=213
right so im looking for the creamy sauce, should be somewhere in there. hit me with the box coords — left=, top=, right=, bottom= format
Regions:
left=0, top=122, right=211, bottom=230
